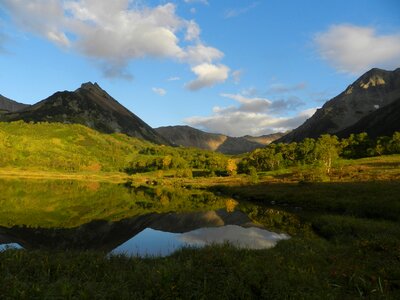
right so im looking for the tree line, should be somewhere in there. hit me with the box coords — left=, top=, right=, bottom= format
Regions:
left=239, top=132, right=400, bottom=174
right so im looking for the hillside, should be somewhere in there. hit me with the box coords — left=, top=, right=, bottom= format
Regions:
left=278, top=68, right=400, bottom=142
left=156, top=125, right=285, bottom=154
left=0, top=95, right=29, bottom=113
left=0, top=121, right=152, bottom=172
left=337, top=97, right=400, bottom=138
left=1, top=83, right=169, bottom=145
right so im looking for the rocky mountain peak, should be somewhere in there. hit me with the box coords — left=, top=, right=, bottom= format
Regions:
left=80, top=81, right=100, bottom=89
left=276, top=67, right=400, bottom=143
left=77, top=82, right=104, bottom=94
left=2, top=83, right=170, bottom=145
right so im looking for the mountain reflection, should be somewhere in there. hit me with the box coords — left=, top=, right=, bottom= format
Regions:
left=0, top=179, right=291, bottom=256
left=0, top=209, right=279, bottom=252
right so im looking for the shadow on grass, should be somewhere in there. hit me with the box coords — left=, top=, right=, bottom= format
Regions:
left=210, top=180, right=400, bottom=222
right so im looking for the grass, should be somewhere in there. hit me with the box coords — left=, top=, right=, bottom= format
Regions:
left=0, top=168, right=129, bottom=183
left=1, top=237, right=398, bottom=299
left=1, top=155, right=400, bottom=298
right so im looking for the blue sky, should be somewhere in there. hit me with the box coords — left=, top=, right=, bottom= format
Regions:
left=1, top=0, right=400, bottom=136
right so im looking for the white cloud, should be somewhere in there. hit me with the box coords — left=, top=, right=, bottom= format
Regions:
left=315, top=24, right=400, bottom=74
left=185, top=20, right=200, bottom=41
left=224, top=2, right=259, bottom=19
left=185, top=93, right=315, bottom=136
left=182, top=44, right=224, bottom=65
left=267, top=82, right=307, bottom=94
left=232, top=70, right=242, bottom=84
left=190, top=8, right=197, bottom=14
left=184, top=0, right=209, bottom=5
left=219, top=93, right=271, bottom=113
left=167, top=76, right=181, bottom=81
left=3, top=0, right=228, bottom=88
left=185, top=109, right=315, bottom=137
left=186, top=63, right=230, bottom=90
left=152, top=87, right=167, bottom=96
left=3, top=0, right=69, bottom=47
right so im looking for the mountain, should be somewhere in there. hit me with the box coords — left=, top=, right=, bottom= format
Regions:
left=155, top=125, right=285, bottom=154
left=337, top=97, right=400, bottom=138
left=0, top=94, right=29, bottom=113
left=277, top=68, right=400, bottom=143
left=2, top=82, right=169, bottom=145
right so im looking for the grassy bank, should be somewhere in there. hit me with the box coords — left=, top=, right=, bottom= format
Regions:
left=1, top=155, right=400, bottom=298
left=1, top=235, right=398, bottom=299
left=1, top=180, right=399, bottom=298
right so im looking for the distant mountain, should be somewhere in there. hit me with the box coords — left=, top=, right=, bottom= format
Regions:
left=337, top=97, right=400, bottom=138
left=0, top=94, right=29, bottom=113
left=2, top=82, right=169, bottom=145
left=155, top=125, right=285, bottom=154
left=277, top=68, right=400, bottom=143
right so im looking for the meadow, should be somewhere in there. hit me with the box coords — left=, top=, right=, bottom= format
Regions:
left=0, top=122, right=400, bottom=298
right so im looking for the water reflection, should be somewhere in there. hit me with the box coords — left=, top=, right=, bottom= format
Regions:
left=0, top=179, right=227, bottom=228
left=0, top=179, right=295, bottom=256
left=0, top=243, right=22, bottom=251
left=181, top=225, right=289, bottom=249
left=112, top=225, right=290, bottom=257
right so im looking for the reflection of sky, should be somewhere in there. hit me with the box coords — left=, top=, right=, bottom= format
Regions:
left=180, top=225, right=290, bottom=249
left=111, top=225, right=290, bottom=257
left=111, top=228, right=192, bottom=257
left=0, top=243, right=22, bottom=251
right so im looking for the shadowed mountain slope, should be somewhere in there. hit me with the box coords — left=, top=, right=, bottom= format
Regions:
left=2, top=82, right=169, bottom=145
left=337, top=97, right=400, bottom=138
left=277, top=68, right=400, bottom=143
left=0, top=94, right=29, bottom=113
left=156, top=125, right=285, bottom=154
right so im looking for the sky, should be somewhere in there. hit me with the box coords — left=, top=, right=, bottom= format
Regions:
left=0, top=0, right=400, bottom=137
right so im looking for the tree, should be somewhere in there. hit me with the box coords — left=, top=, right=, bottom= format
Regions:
left=226, top=159, right=238, bottom=176
left=296, top=138, right=316, bottom=164
left=314, top=134, right=341, bottom=174
left=389, top=132, right=400, bottom=154
left=342, top=133, right=372, bottom=158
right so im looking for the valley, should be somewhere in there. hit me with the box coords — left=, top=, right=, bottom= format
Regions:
left=0, top=68, right=399, bottom=298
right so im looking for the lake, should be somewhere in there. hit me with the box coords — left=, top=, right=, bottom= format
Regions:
left=0, top=179, right=292, bottom=256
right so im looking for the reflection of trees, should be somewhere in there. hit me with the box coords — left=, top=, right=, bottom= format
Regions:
left=0, top=180, right=227, bottom=228
left=225, top=199, right=238, bottom=213
left=238, top=204, right=313, bottom=237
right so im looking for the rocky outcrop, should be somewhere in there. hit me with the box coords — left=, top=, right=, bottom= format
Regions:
left=277, top=68, right=400, bottom=142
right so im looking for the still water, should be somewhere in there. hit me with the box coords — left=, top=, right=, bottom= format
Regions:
left=112, top=226, right=289, bottom=257
left=0, top=179, right=291, bottom=257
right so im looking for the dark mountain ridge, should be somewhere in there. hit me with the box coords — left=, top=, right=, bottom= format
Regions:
left=0, top=94, right=29, bottom=113
left=2, top=82, right=169, bottom=145
left=277, top=68, right=400, bottom=142
left=156, top=125, right=285, bottom=154
left=337, top=97, right=400, bottom=138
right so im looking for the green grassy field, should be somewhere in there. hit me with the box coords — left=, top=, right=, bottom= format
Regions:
left=0, top=156, right=399, bottom=298
left=1, top=122, right=399, bottom=298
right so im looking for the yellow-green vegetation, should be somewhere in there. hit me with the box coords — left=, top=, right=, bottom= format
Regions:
left=0, top=121, right=235, bottom=177
left=211, top=180, right=400, bottom=298
left=239, top=132, right=400, bottom=175
left=0, top=121, right=153, bottom=172
left=1, top=122, right=400, bottom=298
left=1, top=176, right=399, bottom=298
left=0, top=179, right=227, bottom=228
